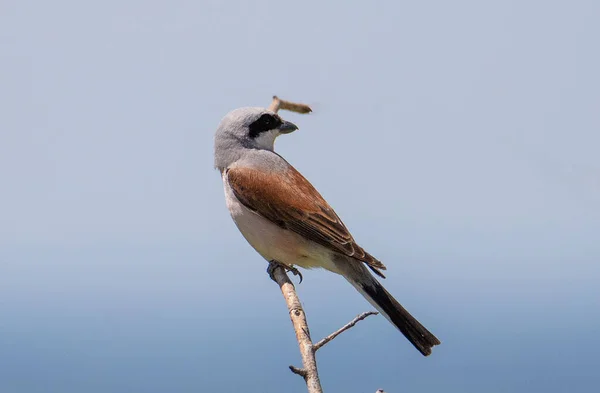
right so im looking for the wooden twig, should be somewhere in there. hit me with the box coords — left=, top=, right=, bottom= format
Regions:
left=269, top=95, right=312, bottom=114
left=268, top=261, right=323, bottom=393
left=313, top=311, right=379, bottom=351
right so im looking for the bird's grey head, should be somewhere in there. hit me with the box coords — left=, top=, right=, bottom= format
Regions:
left=214, top=107, right=298, bottom=170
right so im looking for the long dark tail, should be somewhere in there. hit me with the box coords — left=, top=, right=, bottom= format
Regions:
left=346, top=275, right=441, bottom=356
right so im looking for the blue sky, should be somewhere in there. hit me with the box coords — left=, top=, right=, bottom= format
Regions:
left=1, top=1, right=599, bottom=392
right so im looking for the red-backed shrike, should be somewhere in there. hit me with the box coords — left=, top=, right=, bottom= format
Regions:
left=214, top=107, right=440, bottom=356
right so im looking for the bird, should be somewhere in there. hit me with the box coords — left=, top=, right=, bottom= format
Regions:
left=214, top=106, right=440, bottom=356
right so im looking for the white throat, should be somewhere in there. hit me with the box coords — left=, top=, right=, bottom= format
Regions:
left=252, top=129, right=279, bottom=151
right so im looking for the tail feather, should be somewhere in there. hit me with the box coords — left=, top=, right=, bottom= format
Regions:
left=348, top=277, right=440, bottom=356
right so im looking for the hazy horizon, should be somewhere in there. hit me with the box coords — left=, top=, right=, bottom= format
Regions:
left=2, top=1, right=599, bottom=392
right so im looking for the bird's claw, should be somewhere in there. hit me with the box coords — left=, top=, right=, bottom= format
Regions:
left=287, top=265, right=303, bottom=284
left=267, top=261, right=280, bottom=281
left=267, top=260, right=303, bottom=284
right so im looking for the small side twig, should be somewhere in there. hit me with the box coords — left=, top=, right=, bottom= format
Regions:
left=289, top=365, right=308, bottom=377
left=313, top=311, right=379, bottom=352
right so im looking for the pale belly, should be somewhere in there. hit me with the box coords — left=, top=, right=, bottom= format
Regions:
left=223, top=177, right=339, bottom=273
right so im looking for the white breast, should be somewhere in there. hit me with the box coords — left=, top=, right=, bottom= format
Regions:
left=222, top=172, right=339, bottom=273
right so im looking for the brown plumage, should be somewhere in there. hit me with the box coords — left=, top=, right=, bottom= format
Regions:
left=227, top=165, right=387, bottom=277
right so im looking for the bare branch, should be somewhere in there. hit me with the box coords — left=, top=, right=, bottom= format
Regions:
left=267, top=261, right=323, bottom=393
left=269, top=95, right=312, bottom=114
left=313, top=311, right=379, bottom=352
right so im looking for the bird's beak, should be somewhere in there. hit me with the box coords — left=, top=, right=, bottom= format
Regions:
left=278, top=120, right=299, bottom=134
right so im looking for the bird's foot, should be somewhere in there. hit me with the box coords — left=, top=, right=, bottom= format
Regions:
left=267, top=260, right=303, bottom=284
left=287, top=265, right=303, bottom=284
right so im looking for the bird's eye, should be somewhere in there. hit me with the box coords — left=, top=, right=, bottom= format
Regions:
left=248, top=114, right=282, bottom=138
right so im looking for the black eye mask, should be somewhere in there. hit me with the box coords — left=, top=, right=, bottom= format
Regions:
left=248, top=113, right=282, bottom=138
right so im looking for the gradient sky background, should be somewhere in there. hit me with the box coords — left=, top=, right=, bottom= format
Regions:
left=1, top=1, right=599, bottom=392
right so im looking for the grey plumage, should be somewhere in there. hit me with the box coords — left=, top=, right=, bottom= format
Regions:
left=214, top=107, right=293, bottom=172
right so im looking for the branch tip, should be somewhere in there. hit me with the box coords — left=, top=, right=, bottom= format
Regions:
left=269, top=95, right=312, bottom=114
left=289, top=365, right=308, bottom=378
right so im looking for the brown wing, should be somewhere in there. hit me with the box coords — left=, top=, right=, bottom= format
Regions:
left=226, top=166, right=386, bottom=276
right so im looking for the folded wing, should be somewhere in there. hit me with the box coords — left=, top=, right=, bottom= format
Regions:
left=226, top=165, right=386, bottom=277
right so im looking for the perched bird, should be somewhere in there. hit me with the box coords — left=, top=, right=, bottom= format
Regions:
left=214, top=107, right=440, bottom=356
